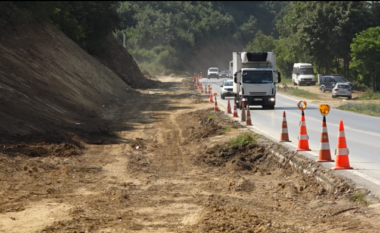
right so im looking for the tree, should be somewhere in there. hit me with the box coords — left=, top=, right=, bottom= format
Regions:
left=350, top=27, right=380, bottom=91
left=245, top=30, right=275, bottom=52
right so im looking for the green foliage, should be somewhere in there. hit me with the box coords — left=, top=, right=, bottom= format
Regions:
left=352, top=81, right=368, bottom=92
left=280, top=78, right=293, bottom=85
left=0, top=2, right=28, bottom=32
left=229, top=132, right=257, bottom=148
left=222, top=126, right=232, bottom=133
left=208, top=114, right=218, bottom=120
left=358, top=89, right=380, bottom=100
left=350, top=27, right=380, bottom=91
left=350, top=192, right=370, bottom=206
left=12, top=1, right=60, bottom=21
left=245, top=30, right=275, bottom=52
left=338, top=103, right=380, bottom=117
left=276, top=1, right=371, bottom=78
left=8, top=1, right=121, bottom=57
left=115, top=1, right=288, bottom=74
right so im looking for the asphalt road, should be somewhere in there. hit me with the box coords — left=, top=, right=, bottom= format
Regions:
left=200, top=78, right=380, bottom=199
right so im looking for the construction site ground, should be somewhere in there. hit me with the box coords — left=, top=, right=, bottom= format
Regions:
left=1, top=76, right=380, bottom=233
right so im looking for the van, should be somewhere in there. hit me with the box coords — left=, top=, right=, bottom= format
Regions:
left=292, top=63, right=316, bottom=86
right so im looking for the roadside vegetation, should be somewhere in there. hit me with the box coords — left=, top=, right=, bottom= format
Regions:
left=229, top=132, right=258, bottom=148
left=337, top=103, right=380, bottom=117
left=278, top=87, right=319, bottom=100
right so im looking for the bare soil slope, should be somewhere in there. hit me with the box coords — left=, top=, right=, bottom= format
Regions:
left=0, top=21, right=157, bottom=142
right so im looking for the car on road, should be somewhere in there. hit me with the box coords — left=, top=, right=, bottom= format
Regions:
left=219, top=70, right=230, bottom=78
left=332, top=82, right=352, bottom=99
left=319, top=74, right=354, bottom=92
left=220, top=79, right=234, bottom=99
left=207, top=67, right=219, bottom=79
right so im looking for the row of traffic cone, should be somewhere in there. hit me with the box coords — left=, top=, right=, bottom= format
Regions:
left=280, top=111, right=352, bottom=170
left=225, top=98, right=252, bottom=125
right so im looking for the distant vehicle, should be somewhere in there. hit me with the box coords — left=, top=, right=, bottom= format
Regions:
left=207, top=67, right=219, bottom=79
left=292, top=63, right=316, bottom=86
left=332, top=82, right=352, bottom=99
left=229, top=61, right=233, bottom=77
left=219, top=70, right=230, bottom=78
left=220, top=79, right=234, bottom=99
left=319, top=74, right=354, bottom=92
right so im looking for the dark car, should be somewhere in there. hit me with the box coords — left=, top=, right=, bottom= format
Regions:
left=319, top=75, right=354, bottom=92
left=219, top=70, right=230, bottom=78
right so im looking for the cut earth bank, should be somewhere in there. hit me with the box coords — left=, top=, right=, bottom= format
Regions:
left=1, top=76, right=380, bottom=232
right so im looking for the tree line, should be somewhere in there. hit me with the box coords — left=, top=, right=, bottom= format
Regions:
left=3, top=1, right=380, bottom=91
left=115, top=1, right=286, bottom=74
left=1, top=1, right=120, bottom=56
left=247, top=1, right=380, bottom=91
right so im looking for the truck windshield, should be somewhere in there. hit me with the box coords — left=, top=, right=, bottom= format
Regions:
left=298, top=68, right=313, bottom=75
left=242, top=71, right=273, bottom=84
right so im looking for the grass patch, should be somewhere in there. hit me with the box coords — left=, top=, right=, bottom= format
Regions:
left=281, top=78, right=293, bottom=85
left=208, top=114, right=218, bottom=120
left=338, top=103, right=380, bottom=117
left=282, top=87, right=319, bottom=99
left=350, top=192, right=370, bottom=206
left=222, top=126, right=232, bottom=133
left=358, top=89, right=380, bottom=100
left=229, top=132, right=257, bottom=147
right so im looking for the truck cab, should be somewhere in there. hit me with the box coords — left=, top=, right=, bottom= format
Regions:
left=233, top=52, right=281, bottom=109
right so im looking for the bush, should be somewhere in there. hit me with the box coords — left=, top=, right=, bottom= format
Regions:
left=358, top=89, right=380, bottom=100
left=352, top=81, right=368, bottom=92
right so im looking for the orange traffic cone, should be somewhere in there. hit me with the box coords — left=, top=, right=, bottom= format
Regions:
left=332, top=120, right=353, bottom=170
left=214, top=95, right=219, bottom=111
left=317, top=116, right=334, bottom=162
left=204, top=85, right=207, bottom=94
left=246, top=104, right=252, bottom=125
left=297, top=110, right=311, bottom=151
left=227, top=98, right=232, bottom=114
left=279, top=111, right=291, bottom=142
left=209, top=92, right=214, bottom=103
left=240, top=101, right=246, bottom=122
left=233, top=101, right=238, bottom=118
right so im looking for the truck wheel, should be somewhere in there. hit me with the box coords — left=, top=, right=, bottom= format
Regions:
left=321, top=86, right=325, bottom=92
left=221, top=94, right=225, bottom=99
left=348, top=95, right=352, bottom=100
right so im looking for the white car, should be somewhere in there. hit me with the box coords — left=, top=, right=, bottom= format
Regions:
left=332, top=82, right=352, bottom=99
left=220, top=79, right=234, bottom=99
left=207, top=67, right=219, bottom=79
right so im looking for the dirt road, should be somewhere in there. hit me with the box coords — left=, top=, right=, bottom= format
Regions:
left=1, top=76, right=380, bottom=232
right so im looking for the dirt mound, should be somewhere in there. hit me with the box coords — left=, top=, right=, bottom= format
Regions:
left=196, top=143, right=268, bottom=170
left=178, top=108, right=243, bottom=144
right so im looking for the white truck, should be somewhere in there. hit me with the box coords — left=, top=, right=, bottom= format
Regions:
left=232, top=52, right=281, bottom=109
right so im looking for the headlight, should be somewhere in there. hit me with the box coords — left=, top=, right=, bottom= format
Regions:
left=269, top=97, right=275, bottom=102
